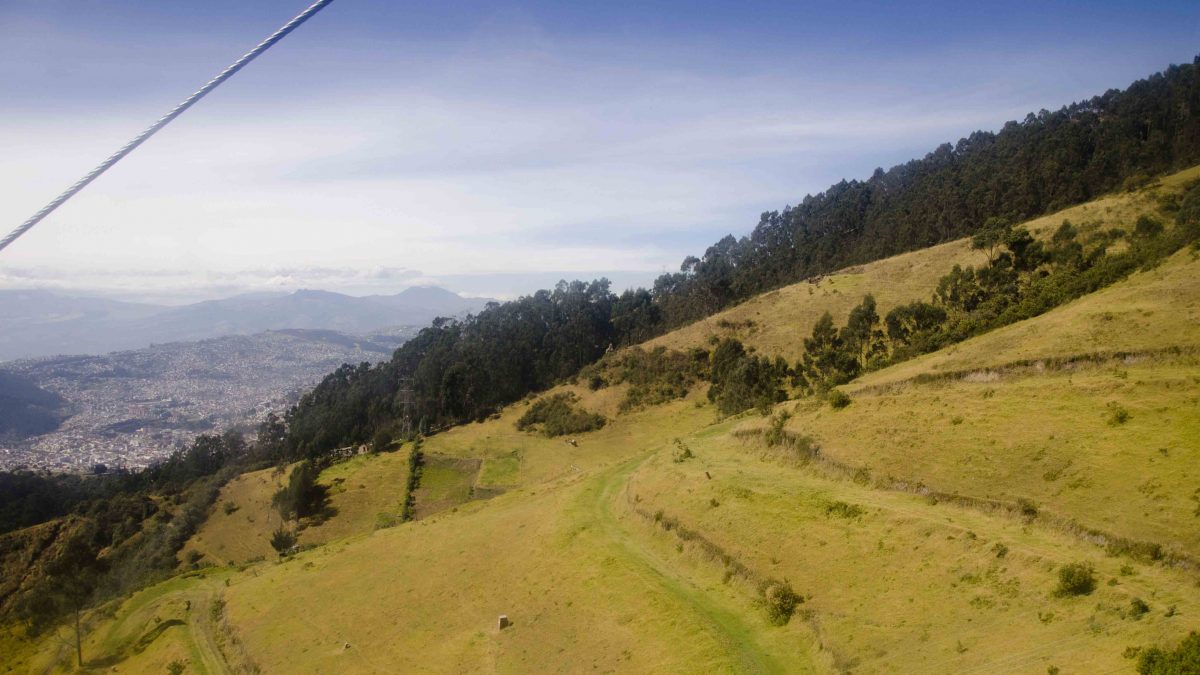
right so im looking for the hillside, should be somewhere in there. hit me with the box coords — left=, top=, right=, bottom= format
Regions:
left=0, top=371, right=67, bottom=443
left=5, top=168, right=1198, bottom=674
left=282, top=59, right=1200, bottom=456
left=649, top=166, right=1199, bottom=363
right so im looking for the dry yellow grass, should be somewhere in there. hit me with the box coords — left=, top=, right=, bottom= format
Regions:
left=648, top=165, right=1200, bottom=364
left=628, top=421, right=1200, bottom=673
left=854, top=248, right=1200, bottom=387
left=183, top=465, right=290, bottom=565
left=183, top=449, right=414, bottom=566
left=13, top=168, right=1200, bottom=674
left=224, top=398, right=818, bottom=673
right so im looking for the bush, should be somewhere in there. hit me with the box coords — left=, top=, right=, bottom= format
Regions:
left=824, top=500, right=865, bottom=519
left=1055, top=562, right=1096, bottom=597
left=515, top=393, right=606, bottom=437
left=1134, top=215, right=1164, bottom=239
left=269, top=527, right=296, bottom=555
left=707, top=339, right=787, bottom=416
left=371, top=428, right=393, bottom=453
left=827, top=389, right=852, bottom=409
left=764, top=411, right=792, bottom=447
left=671, top=439, right=694, bottom=463
left=579, top=346, right=708, bottom=411
left=1129, top=597, right=1151, bottom=619
left=222, top=501, right=239, bottom=515
left=1106, top=402, right=1131, bottom=426
left=1136, top=631, right=1200, bottom=674
left=272, top=461, right=329, bottom=521
left=167, top=661, right=186, bottom=675
left=759, top=579, right=802, bottom=625
left=401, top=438, right=424, bottom=522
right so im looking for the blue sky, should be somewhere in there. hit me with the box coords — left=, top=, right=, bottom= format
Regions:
left=0, top=1, right=1197, bottom=301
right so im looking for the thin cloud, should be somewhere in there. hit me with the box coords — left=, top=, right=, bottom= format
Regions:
left=1, top=4, right=1194, bottom=301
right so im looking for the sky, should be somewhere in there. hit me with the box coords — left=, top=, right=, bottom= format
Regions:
left=0, top=1, right=1197, bottom=303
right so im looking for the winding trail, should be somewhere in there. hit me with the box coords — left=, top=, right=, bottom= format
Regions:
left=181, top=583, right=231, bottom=675
left=575, top=453, right=799, bottom=674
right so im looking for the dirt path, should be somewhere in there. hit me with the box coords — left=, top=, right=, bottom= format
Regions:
left=577, top=454, right=800, bottom=674
left=181, top=583, right=232, bottom=675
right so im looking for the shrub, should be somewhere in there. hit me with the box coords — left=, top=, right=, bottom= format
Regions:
left=1106, top=402, right=1131, bottom=426
left=371, top=428, right=393, bottom=453
left=764, top=411, right=792, bottom=447
left=1129, top=597, right=1151, bottom=619
left=375, top=513, right=401, bottom=530
left=672, top=439, right=694, bottom=463
left=708, top=345, right=788, bottom=416
left=167, top=661, right=186, bottom=675
left=759, top=579, right=802, bottom=625
left=993, top=543, right=1009, bottom=559
left=1134, top=215, right=1164, bottom=239
left=516, top=393, right=606, bottom=437
left=580, top=346, right=708, bottom=411
left=400, top=438, right=423, bottom=522
left=1055, top=562, right=1096, bottom=597
left=827, top=389, right=852, bottom=409
left=210, top=598, right=226, bottom=622
left=272, top=461, right=330, bottom=521
left=1136, top=631, right=1200, bottom=674
left=222, top=501, right=239, bottom=515
left=269, top=527, right=296, bottom=555
left=825, top=500, right=865, bottom=519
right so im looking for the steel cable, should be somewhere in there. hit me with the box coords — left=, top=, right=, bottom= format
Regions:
left=0, top=0, right=337, bottom=254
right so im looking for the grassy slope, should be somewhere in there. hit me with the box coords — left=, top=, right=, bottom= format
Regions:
left=183, top=450, right=413, bottom=566
left=649, top=166, right=1199, bottom=363
left=10, top=168, right=1199, bottom=673
left=225, top=398, right=817, bottom=673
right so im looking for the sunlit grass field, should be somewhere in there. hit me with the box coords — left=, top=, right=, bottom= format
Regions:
left=11, top=168, right=1200, bottom=673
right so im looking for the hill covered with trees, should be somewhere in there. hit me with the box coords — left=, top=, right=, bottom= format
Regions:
left=283, top=57, right=1200, bottom=457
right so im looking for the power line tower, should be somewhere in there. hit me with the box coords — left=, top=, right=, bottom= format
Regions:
left=397, top=377, right=415, bottom=441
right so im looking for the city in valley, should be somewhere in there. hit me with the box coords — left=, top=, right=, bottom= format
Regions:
left=0, top=329, right=410, bottom=472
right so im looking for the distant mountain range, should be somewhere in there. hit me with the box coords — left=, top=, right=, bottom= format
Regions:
left=0, top=286, right=492, bottom=362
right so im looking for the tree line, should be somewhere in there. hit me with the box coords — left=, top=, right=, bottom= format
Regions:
left=284, top=57, right=1200, bottom=456
left=706, top=185, right=1200, bottom=416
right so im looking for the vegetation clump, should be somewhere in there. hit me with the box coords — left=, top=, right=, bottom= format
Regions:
left=516, top=393, right=606, bottom=437
left=758, top=579, right=803, bottom=625
left=1135, top=631, right=1200, bottom=674
left=272, top=461, right=330, bottom=521
left=1106, top=402, right=1132, bottom=426
left=400, top=436, right=424, bottom=522
left=1128, top=597, right=1151, bottom=620
left=826, top=389, right=852, bottom=409
left=580, top=346, right=709, bottom=411
left=372, top=428, right=394, bottom=453
left=269, top=527, right=296, bottom=555
left=1054, top=562, right=1097, bottom=597
left=824, top=500, right=865, bottom=519
left=671, top=439, right=695, bottom=463
left=707, top=339, right=788, bottom=416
